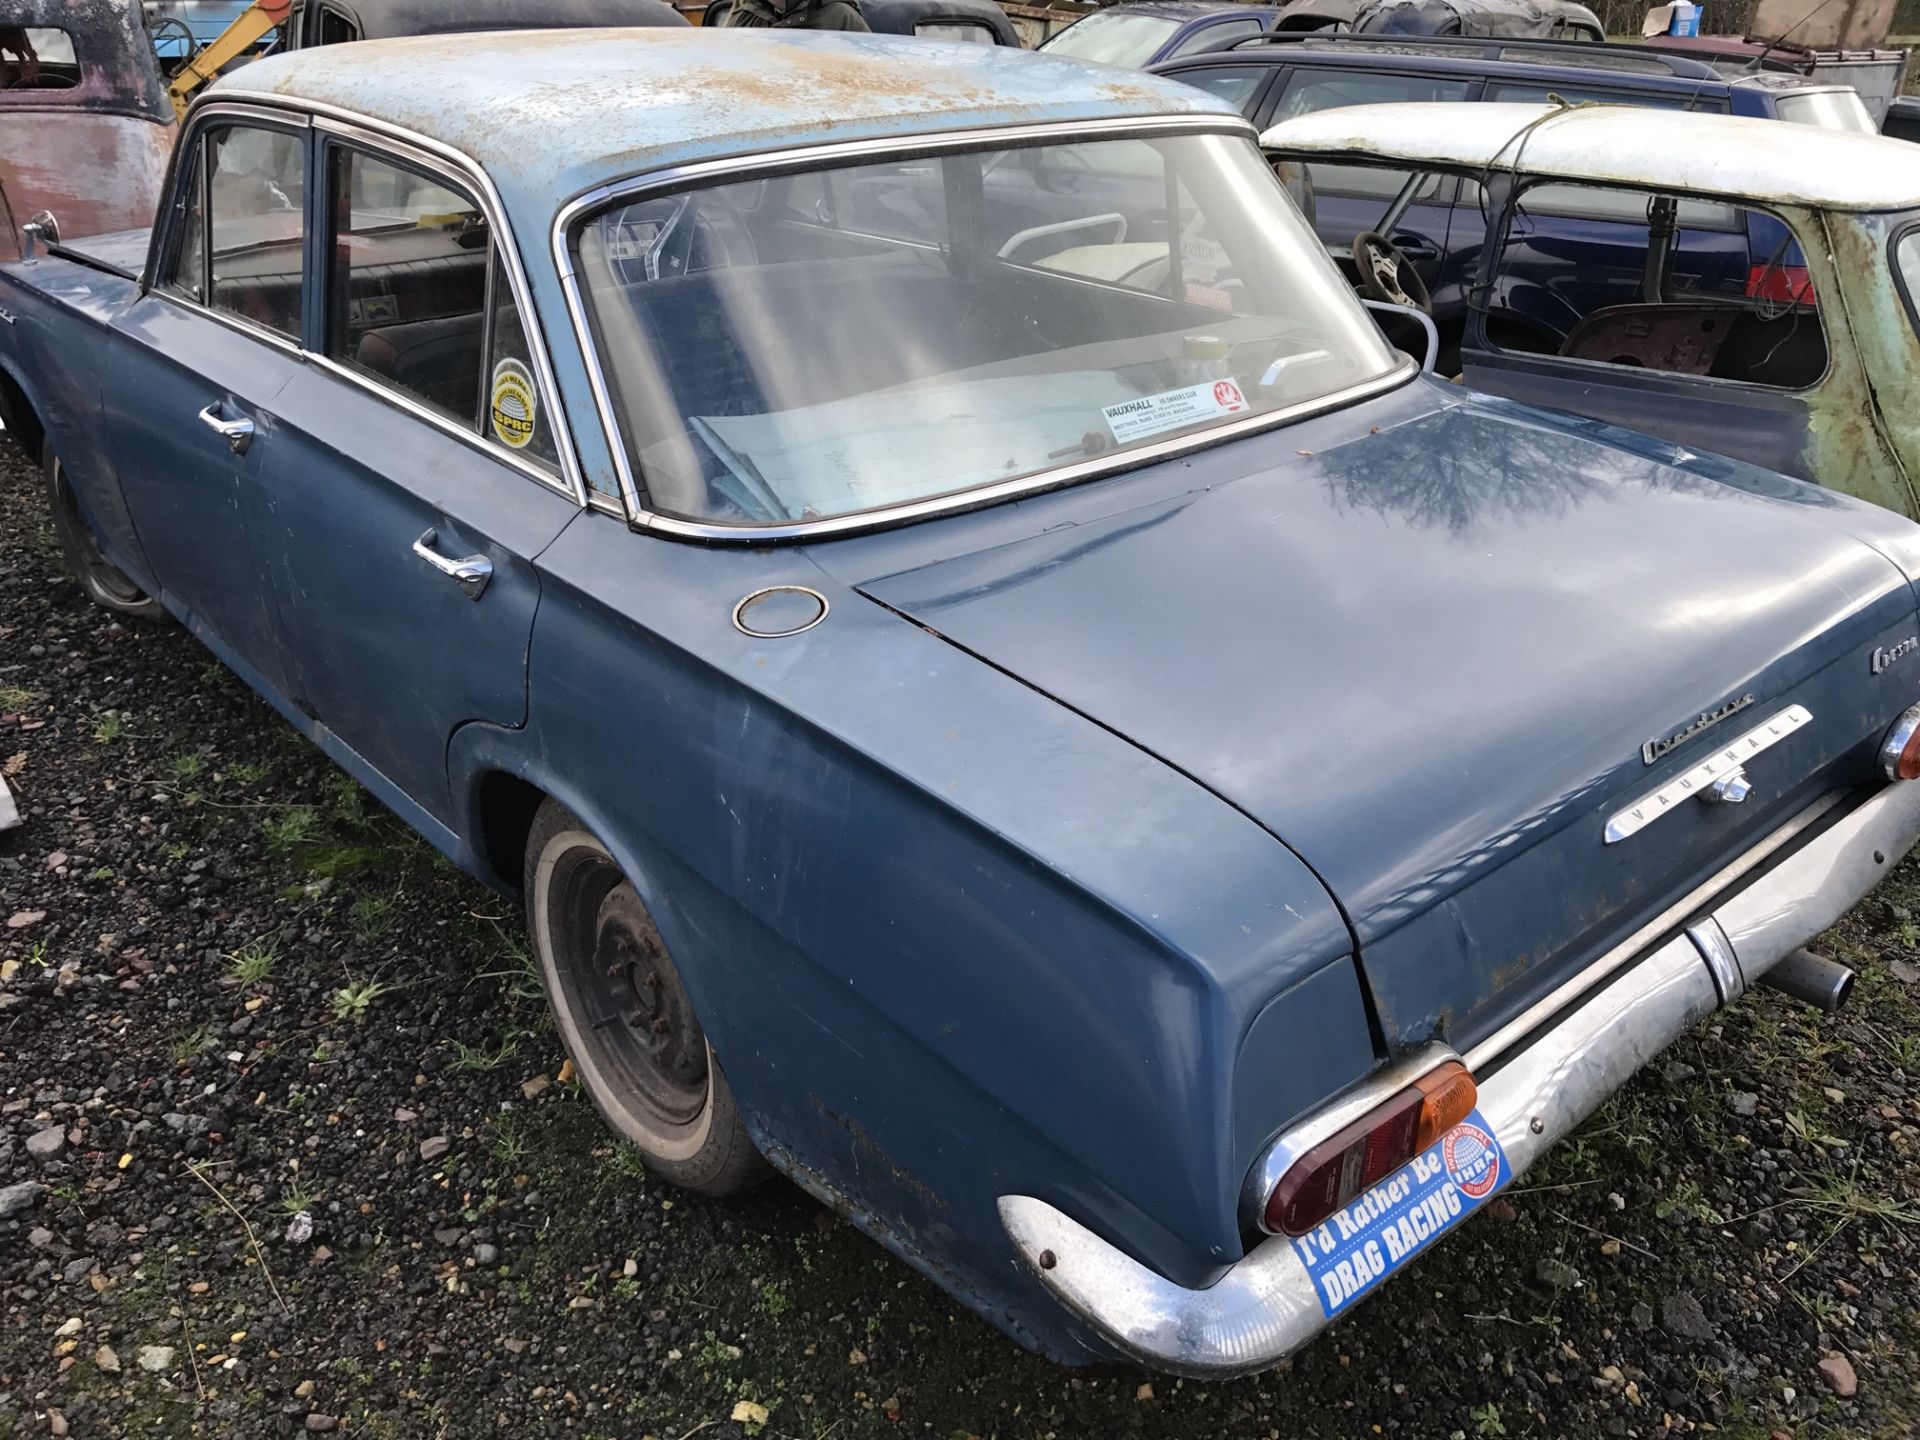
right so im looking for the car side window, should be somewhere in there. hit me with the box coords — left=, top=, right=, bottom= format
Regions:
left=318, top=6, right=359, bottom=43
left=0, top=26, right=78, bottom=90
left=207, top=124, right=307, bottom=340
left=1485, top=181, right=1827, bottom=390
left=1174, top=64, right=1270, bottom=113
left=1272, top=71, right=1470, bottom=200
left=1165, top=18, right=1264, bottom=58
left=324, top=143, right=560, bottom=474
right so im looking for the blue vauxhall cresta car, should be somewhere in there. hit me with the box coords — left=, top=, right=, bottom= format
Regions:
left=6, top=29, right=1920, bottom=1375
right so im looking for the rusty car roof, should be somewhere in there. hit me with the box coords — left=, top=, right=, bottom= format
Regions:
left=1260, top=100, right=1920, bottom=211
left=209, top=28, right=1240, bottom=219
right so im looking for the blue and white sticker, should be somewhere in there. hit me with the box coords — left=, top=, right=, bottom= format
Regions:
left=1290, top=1108, right=1509, bottom=1319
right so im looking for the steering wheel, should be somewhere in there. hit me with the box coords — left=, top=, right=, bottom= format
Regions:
left=644, top=189, right=757, bottom=281
left=1351, top=231, right=1432, bottom=315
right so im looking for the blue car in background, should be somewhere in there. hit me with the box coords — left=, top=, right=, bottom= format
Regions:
left=8, top=29, right=1920, bottom=1377
left=1038, top=0, right=1282, bottom=68
left=1154, top=33, right=1876, bottom=363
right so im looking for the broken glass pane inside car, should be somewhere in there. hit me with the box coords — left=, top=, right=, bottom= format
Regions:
left=11, top=35, right=1920, bottom=1380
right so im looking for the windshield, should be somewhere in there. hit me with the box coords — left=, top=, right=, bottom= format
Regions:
left=1038, top=12, right=1180, bottom=66
left=1775, top=88, right=1877, bottom=134
left=573, top=132, right=1401, bottom=529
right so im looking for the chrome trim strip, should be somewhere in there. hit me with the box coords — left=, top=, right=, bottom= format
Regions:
left=1464, top=788, right=1844, bottom=1073
left=307, top=353, right=575, bottom=497
left=209, top=89, right=592, bottom=508
left=544, top=115, right=1422, bottom=540
left=1001, top=778, right=1920, bottom=1378
left=1605, top=704, right=1813, bottom=843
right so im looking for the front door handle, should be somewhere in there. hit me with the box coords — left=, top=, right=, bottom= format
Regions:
left=411, top=528, right=492, bottom=601
left=197, top=402, right=256, bottom=455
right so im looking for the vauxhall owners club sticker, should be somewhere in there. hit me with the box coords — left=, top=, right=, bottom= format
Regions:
left=1290, top=1110, right=1510, bottom=1318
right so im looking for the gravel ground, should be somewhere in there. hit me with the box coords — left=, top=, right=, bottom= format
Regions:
left=3, top=435, right=1920, bottom=1440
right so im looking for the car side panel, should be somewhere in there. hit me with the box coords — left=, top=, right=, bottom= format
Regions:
left=461, top=512, right=1372, bottom=1326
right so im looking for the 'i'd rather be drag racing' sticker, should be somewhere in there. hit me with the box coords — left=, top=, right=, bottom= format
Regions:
left=1290, top=1109, right=1508, bottom=1319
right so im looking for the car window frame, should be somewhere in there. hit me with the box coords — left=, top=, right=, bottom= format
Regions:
left=1885, top=215, right=1920, bottom=344
left=142, top=97, right=589, bottom=506
left=1476, top=173, right=1833, bottom=398
left=315, top=129, right=570, bottom=487
left=147, top=103, right=314, bottom=359
left=1164, top=17, right=1267, bottom=59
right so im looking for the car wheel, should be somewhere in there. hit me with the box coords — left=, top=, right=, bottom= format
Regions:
left=524, top=799, right=767, bottom=1196
left=43, top=443, right=164, bottom=620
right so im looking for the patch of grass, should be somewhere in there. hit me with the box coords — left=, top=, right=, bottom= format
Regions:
left=449, top=1035, right=519, bottom=1072
left=349, top=892, right=396, bottom=940
left=323, top=772, right=372, bottom=831
left=228, top=941, right=278, bottom=988
left=261, top=806, right=319, bottom=855
left=169, top=1023, right=215, bottom=1064
left=331, top=976, right=395, bottom=1023
left=165, top=751, right=207, bottom=784
left=0, top=684, right=40, bottom=711
left=226, top=759, right=270, bottom=786
left=277, top=1185, right=321, bottom=1216
left=91, top=711, right=125, bottom=743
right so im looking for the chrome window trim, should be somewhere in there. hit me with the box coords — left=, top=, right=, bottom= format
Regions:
left=548, top=114, right=1416, bottom=541
left=208, top=88, right=592, bottom=507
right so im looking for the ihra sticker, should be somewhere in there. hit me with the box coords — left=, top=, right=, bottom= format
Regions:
left=490, top=358, right=538, bottom=451
left=1289, top=1108, right=1509, bottom=1320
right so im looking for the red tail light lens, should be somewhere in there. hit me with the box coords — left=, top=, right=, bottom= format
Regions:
left=1746, top=264, right=1817, bottom=307
left=1263, top=1061, right=1478, bottom=1236
left=1881, top=703, right=1920, bottom=781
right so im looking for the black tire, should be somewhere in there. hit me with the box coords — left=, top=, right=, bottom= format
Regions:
left=43, top=442, right=164, bottom=620
left=523, top=799, right=766, bottom=1196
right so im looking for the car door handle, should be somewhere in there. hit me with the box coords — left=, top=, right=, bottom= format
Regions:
left=411, top=528, right=492, bottom=601
left=197, top=402, right=256, bottom=456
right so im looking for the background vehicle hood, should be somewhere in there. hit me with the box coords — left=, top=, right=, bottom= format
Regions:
left=858, top=393, right=1920, bottom=1050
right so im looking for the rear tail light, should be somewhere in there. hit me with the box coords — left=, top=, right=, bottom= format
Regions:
left=1746, top=264, right=1817, bottom=307
left=1262, top=1060, right=1477, bottom=1236
left=1881, top=702, right=1920, bottom=781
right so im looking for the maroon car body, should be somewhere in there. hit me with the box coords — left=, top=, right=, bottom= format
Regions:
left=0, top=0, right=174, bottom=262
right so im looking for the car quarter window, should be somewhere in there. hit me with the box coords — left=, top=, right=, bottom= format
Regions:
left=1174, top=63, right=1270, bottom=112
left=206, top=124, right=307, bottom=340
left=1894, top=229, right=1920, bottom=329
left=324, top=143, right=560, bottom=474
left=163, top=145, right=208, bottom=304
left=1486, top=181, right=1826, bottom=390
left=1165, top=18, right=1264, bottom=58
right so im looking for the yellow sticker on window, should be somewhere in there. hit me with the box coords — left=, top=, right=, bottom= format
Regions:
left=490, top=357, right=537, bottom=450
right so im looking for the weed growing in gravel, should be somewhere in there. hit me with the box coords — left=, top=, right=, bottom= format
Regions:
left=227, top=758, right=270, bottom=786
left=229, top=942, right=278, bottom=988
left=487, top=1109, right=539, bottom=1164
left=91, top=711, right=125, bottom=743
left=350, top=892, right=396, bottom=940
left=1470, top=1402, right=1508, bottom=1436
left=0, top=684, right=40, bottom=711
left=331, top=976, right=395, bottom=1023
left=449, top=1035, right=520, bottom=1072
left=278, top=1185, right=322, bottom=1216
left=261, top=806, right=319, bottom=855
left=166, top=751, right=207, bottom=783
left=168, top=1023, right=215, bottom=1064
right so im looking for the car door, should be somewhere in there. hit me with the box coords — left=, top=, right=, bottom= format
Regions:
left=255, top=130, right=582, bottom=824
left=106, top=107, right=310, bottom=696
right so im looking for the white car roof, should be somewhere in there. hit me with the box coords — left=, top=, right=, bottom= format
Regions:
left=1260, top=101, right=1920, bottom=212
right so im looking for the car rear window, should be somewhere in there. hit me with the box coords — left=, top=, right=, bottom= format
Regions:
left=1774, top=89, right=1876, bottom=134
left=0, top=25, right=78, bottom=90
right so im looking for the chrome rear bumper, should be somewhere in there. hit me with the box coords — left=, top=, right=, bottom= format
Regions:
left=999, top=779, right=1920, bottom=1377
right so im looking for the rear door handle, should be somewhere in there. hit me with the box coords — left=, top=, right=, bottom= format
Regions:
left=197, top=402, right=255, bottom=455
left=411, top=528, right=492, bottom=601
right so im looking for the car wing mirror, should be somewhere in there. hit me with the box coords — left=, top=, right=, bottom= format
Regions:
left=20, top=208, right=60, bottom=263
left=1361, top=298, right=1438, bottom=373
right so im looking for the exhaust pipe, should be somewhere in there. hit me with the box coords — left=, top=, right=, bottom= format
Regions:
left=1758, top=949, right=1855, bottom=1013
